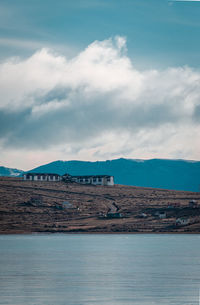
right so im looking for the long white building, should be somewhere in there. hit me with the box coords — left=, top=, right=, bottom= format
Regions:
left=24, top=173, right=114, bottom=186
left=23, top=173, right=61, bottom=181
left=70, top=175, right=114, bottom=186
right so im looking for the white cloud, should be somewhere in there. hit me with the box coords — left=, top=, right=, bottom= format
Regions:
left=0, top=36, right=199, bottom=168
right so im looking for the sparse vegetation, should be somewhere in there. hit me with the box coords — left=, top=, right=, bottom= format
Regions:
left=0, top=177, right=199, bottom=233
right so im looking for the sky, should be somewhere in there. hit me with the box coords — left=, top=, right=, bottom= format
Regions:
left=0, top=0, right=200, bottom=170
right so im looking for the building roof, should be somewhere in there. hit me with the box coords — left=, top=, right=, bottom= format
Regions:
left=72, top=175, right=113, bottom=178
left=24, top=173, right=60, bottom=176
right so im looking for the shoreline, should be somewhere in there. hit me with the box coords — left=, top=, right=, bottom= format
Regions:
left=1, top=230, right=200, bottom=235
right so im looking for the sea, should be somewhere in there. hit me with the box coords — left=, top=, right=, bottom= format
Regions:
left=0, top=234, right=200, bottom=305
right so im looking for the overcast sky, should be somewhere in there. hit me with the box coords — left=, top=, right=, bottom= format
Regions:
left=0, top=0, right=200, bottom=170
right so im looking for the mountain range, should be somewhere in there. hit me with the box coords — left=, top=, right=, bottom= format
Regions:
left=1, top=158, right=199, bottom=192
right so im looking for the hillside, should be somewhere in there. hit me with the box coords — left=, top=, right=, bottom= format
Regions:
left=0, top=166, right=23, bottom=177
left=0, top=177, right=200, bottom=234
left=28, top=158, right=200, bottom=192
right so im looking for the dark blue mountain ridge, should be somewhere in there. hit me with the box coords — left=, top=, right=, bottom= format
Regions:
left=25, top=158, right=200, bottom=192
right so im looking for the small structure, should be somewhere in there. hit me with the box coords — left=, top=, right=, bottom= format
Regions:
left=62, top=201, right=74, bottom=209
left=106, top=212, right=122, bottom=219
left=139, top=212, right=148, bottom=218
left=189, top=200, right=198, bottom=208
left=158, top=212, right=166, bottom=219
left=155, top=211, right=166, bottom=219
left=69, top=175, right=114, bottom=186
left=176, top=217, right=190, bottom=226
left=23, top=173, right=61, bottom=181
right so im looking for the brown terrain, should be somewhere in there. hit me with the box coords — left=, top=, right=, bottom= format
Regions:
left=0, top=177, right=200, bottom=234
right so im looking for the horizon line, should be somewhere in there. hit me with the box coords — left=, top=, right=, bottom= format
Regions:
left=2, top=157, right=200, bottom=172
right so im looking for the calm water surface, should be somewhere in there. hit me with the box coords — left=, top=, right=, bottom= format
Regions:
left=0, top=234, right=200, bottom=305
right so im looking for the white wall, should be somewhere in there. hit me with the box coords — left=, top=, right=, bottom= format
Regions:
left=106, top=176, right=114, bottom=186
left=71, top=176, right=114, bottom=186
left=92, top=177, right=103, bottom=185
left=23, top=174, right=60, bottom=181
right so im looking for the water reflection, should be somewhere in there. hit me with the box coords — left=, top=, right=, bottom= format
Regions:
left=0, top=234, right=199, bottom=305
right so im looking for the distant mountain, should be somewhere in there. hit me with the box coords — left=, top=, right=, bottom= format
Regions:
left=27, top=158, right=200, bottom=192
left=0, top=166, right=23, bottom=177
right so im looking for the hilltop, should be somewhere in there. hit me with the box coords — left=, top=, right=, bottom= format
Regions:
left=0, top=177, right=199, bottom=234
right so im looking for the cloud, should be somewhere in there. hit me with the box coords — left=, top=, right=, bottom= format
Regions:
left=0, top=36, right=199, bottom=167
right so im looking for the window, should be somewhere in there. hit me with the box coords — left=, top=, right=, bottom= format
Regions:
left=98, top=178, right=102, bottom=182
left=93, top=178, right=96, bottom=182
left=107, top=177, right=110, bottom=182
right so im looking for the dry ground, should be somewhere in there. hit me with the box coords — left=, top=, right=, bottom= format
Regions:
left=0, top=177, right=200, bottom=233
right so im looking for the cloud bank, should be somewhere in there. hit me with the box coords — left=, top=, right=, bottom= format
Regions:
left=0, top=36, right=199, bottom=168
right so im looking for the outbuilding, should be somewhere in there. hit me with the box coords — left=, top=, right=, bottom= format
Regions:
left=189, top=200, right=198, bottom=208
left=155, top=211, right=167, bottom=219
left=106, top=212, right=122, bottom=219
left=176, top=217, right=190, bottom=226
